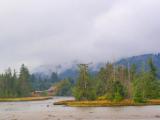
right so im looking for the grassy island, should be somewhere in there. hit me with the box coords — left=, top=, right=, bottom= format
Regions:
left=60, top=59, right=160, bottom=107
left=54, top=59, right=160, bottom=107
left=54, top=99, right=160, bottom=107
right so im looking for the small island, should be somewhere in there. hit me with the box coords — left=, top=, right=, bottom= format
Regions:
left=55, top=59, right=160, bottom=107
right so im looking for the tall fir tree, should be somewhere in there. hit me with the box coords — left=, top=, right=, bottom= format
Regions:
left=18, top=64, right=32, bottom=97
left=73, top=64, right=96, bottom=100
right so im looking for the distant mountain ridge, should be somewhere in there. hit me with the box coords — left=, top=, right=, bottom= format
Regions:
left=33, top=53, right=160, bottom=80
left=116, top=53, right=160, bottom=77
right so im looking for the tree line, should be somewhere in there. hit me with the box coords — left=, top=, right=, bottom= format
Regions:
left=0, top=64, right=64, bottom=98
left=0, top=64, right=31, bottom=97
left=73, top=58, right=160, bottom=103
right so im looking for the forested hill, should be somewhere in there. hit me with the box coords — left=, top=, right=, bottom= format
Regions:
left=31, top=53, right=160, bottom=91
left=116, top=53, right=160, bottom=77
left=55, top=53, right=160, bottom=79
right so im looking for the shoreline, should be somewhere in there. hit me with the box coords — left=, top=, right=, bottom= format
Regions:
left=0, top=96, right=52, bottom=102
left=54, top=99, right=160, bottom=107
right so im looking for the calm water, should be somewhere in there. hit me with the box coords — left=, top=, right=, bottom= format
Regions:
left=0, top=97, right=160, bottom=120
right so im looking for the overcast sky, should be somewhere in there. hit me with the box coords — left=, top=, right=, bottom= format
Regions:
left=0, top=0, right=160, bottom=71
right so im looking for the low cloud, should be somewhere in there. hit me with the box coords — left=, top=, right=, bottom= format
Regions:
left=0, top=0, right=160, bottom=71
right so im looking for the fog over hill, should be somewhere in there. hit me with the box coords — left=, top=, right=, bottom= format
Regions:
left=33, top=53, right=160, bottom=79
left=0, top=0, right=160, bottom=72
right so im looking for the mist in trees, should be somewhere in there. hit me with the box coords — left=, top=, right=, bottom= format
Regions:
left=30, top=72, right=59, bottom=91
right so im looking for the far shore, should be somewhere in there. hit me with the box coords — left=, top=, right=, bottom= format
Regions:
left=54, top=99, right=160, bottom=107
left=0, top=96, right=52, bottom=102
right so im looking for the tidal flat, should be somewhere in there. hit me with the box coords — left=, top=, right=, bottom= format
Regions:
left=0, top=97, right=160, bottom=120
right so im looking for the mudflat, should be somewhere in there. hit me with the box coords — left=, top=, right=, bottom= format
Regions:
left=0, top=97, right=160, bottom=120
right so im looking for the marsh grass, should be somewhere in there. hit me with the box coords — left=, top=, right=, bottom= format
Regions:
left=54, top=99, right=160, bottom=107
left=0, top=96, right=52, bottom=102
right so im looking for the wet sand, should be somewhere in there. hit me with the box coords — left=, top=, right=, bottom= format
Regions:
left=0, top=97, right=160, bottom=120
